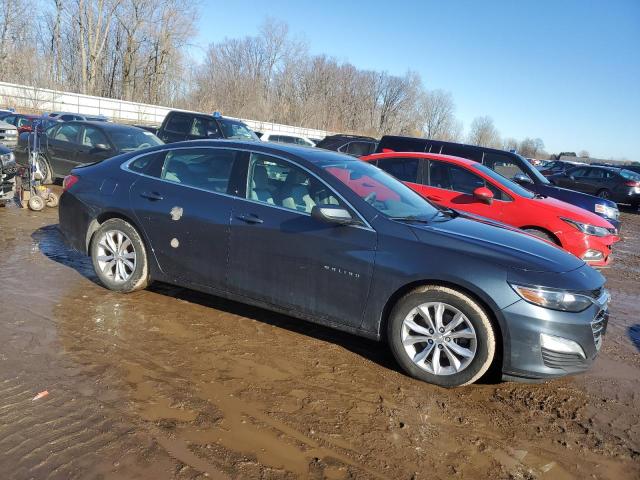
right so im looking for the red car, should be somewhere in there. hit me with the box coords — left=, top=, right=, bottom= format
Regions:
left=361, top=152, right=620, bottom=266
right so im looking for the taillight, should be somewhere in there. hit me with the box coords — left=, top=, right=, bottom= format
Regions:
left=63, top=174, right=79, bottom=191
left=624, top=181, right=640, bottom=187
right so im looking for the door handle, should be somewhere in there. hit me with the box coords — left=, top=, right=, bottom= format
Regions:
left=236, top=214, right=264, bottom=224
left=426, top=195, right=441, bottom=201
left=140, top=191, right=164, bottom=201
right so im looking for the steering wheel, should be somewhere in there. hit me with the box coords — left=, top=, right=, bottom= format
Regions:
left=137, top=143, right=151, bottom=150
left=363, top=192, right=377, bottom=204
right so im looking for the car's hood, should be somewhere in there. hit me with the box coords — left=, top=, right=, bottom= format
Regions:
left=410, top=212, right=585, bottom=273
left=533, top=196, right=615, bottom=229
left=536, top=183, right=618, bottom=209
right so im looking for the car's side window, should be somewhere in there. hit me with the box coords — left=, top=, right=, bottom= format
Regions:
left=160, top=148, right=238, bottom=194
left=346, top=141, right=375, bottom=156
left=247, top=153, right=344, bottom=214
left=585, top=168, right=605, bottom=179
left=482, top=152, right=529, bottom=181
left=53, top=124, right=81, bottom=143
left=570, top=167, right=587, bottom=177
left=128, top=151, right=167, bottom=177
left=377, top=157, right=420, bottom=183
left=191, top=117, right=220, bottom=138
left=449, top=165, right=486, bottom=194
left=428, top=160, right=452, bottom=189
left=164, top=113, right=192, bottom=134
left=81, top=126, right=110, bottom=148
left=429, top=160, right=509, bottom=200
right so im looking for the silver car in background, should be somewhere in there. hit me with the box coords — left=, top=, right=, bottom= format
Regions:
left=0, top=120, right=18, bottom=150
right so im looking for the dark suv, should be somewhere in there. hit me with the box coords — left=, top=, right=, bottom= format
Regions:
left=157, top=110, right=259, bottom=144
left=315, top=134, right=378, bottom=157
left=376, top=136, right=621, bottom=229
left=550, top=166, right=640, bottom=208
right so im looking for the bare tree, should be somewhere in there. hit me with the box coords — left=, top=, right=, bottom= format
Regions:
left=419, top=89, right=460, bottom=140
left=467, top=116, right=501, bottom=148
left=578, top=150, right=590, bottom=158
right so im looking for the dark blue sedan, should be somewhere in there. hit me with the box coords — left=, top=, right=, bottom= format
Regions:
left=59, top=141, right=609, bottom=387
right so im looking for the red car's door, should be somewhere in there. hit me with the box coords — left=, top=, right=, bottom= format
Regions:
left=424, top=160, right=507, bottom=222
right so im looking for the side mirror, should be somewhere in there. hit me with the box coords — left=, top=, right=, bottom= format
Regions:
left=473, top=187, right=494, bottom=205
left=311, top=205, right=354, bottom=225
left=206, top=130, right=220, bottom=138
left=94, top=143, right=109, bottom=151
left=513, top=173, right=533, bottom=185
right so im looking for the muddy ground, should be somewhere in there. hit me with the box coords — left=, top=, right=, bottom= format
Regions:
left=0, top=194, right=638, bottom=480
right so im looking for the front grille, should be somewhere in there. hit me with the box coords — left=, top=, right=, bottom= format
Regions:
left=591, top=309, right=608, bottom=351
left=541, top=348, right=586, bottom=369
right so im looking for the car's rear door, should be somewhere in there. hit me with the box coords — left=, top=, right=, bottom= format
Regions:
left=47, top=123, right=82, bottom=175
left=227, top=152, right=376, bottom=328
left=128, top=147, right=242, bottom=288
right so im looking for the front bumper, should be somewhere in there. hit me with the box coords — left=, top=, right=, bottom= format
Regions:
left=500, top=292, right=608, bottom=380
left=559, top=229, right=619, bottom=267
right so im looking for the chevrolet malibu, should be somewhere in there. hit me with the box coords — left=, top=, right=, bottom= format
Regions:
left=59, top=141, right=609, bottom=387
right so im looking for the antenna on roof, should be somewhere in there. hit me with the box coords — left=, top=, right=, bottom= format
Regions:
left=212, top=111, right=222, bottom=118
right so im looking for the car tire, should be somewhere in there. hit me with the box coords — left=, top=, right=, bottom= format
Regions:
left=36, top=154, right=53, bottom=184
left=522, top=228, right=558, bottom=244
left=387, top=285, right=496, bottom=388
left=28, top=195, right=45, bottom=211
left=596, top=189, right=611, bottom=200
left=90, top=218, right=150, bottom=293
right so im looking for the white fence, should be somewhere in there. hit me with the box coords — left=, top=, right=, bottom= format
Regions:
left=0, top=81, right=332, bottom=139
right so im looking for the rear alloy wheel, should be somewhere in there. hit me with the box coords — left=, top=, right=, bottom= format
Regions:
left=90, top=218, right=149, bottom=292
left=388, top=285, right=496, bottom=387
left=597, top=189, right=611, bottom=200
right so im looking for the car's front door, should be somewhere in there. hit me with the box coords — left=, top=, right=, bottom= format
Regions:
left=48, top=123, right=82, bottom=175
left=128, top=147, right=242, bottom=288
left=424, top=160, right=506, bottom=221
left=76, top=125, right=114, bottom=165
left=227, top=152, right=377, bottom=328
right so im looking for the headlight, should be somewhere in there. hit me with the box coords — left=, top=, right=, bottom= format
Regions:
left=510, top=284, right=593, bottom=312
left=594, top=203, right=619, bottom=220
left=561, top=217, right=611, bottom=237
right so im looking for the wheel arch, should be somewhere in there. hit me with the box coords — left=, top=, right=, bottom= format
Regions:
left=519, top=226, right=562, bottom=246
left=86, top=211, right=146, bottom=255
left=379, top=279, right=505, bottom=369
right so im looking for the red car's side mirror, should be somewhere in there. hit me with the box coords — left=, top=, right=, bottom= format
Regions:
left=473, top=187, right=494, bottom=204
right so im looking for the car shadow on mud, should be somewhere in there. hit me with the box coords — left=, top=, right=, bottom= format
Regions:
left=31, top=224, right=410, bottom=376
left=629, top=325, right=640, bottom=352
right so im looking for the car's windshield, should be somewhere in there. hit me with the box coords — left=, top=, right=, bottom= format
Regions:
left=473, top=164, right=536, bottom=199
left=111, top=129, right=163, bottom=152
left=219, top=120, right=259, bottom=141
left=321, top=159, right=440, bottom=221
left=513, top=154, right=550, bottom=184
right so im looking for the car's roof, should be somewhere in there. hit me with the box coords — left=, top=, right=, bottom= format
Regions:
left=261, top=130, right=307, bottom=138
left=364, top=151, right=478, bottom=167
left=151, top=139, right=355, bottom=164
left=64, top=120, right=144, bottom=132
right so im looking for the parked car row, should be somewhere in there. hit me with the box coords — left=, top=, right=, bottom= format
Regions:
left=59, top=140, right=611, bottom=388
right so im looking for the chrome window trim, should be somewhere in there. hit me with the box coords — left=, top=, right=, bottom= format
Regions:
left=120, top=146, right=375, bottom=231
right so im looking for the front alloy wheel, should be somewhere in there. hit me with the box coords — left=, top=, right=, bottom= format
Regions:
left=388, top=285, right=496, bottom=387
left=402, top=302, right=477, bottom=375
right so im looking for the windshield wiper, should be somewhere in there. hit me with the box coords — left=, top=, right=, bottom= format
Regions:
left=389, top=215, right=431, bottom=223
